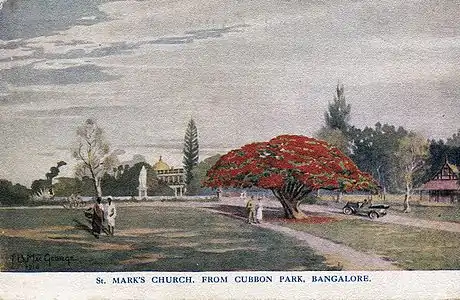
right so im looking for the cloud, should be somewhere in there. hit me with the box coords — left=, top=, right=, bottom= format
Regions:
left=0, top=24, right=249, bottom=63
left=0, top=0, right=111, bottom=41
left=0, top=0, right=459, bottom=188
left=0, top=80, right=8, bottom=96
left=52, top=39, right=95, bottom=46
left=0, top=63, right=119, bottom=86
left=0, top=90, right=74, bottom=107
left=147, top=25, right=248, bottom=45
left=14, top=105, right=132, bottom=117
left=116, top=142, right=183, bottom=150
left=37, top=152, right=55, bottom=157
left=0, top=40, right=29, bottom=50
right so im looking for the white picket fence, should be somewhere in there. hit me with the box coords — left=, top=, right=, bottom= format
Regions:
left=47, top=195, right=217, bottom=203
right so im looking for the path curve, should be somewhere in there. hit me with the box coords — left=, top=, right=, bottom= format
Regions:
left=305, top=204, right=460, bottom=233
left=204, top=206, right=401, bottom=271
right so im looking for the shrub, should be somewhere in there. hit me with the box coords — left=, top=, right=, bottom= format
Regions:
left=302, top=194, right=319, bottom=204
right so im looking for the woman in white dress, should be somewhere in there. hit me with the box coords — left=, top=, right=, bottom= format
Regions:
left=255, top=198, right=263, bottom=224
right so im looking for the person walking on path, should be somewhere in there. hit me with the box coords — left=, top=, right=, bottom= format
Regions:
left=106, top=197, right=117, bottom=236
left=91, top=197, right=104, bottom=239
left=255, top=197, right=263, bottom=224
left=246, top=196, right=256, bottom=224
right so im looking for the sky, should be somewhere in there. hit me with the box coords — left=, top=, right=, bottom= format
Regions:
left=0, top=0, right=459, bottom=187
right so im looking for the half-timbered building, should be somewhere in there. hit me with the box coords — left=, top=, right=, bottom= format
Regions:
left=419, top=159, right=459, bottom=202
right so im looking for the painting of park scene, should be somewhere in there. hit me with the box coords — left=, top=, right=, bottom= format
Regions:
left=1, top=0, right=460, bottom=273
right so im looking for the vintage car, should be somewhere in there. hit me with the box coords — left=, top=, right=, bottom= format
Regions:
left=342, top=201, right=390, bottom=219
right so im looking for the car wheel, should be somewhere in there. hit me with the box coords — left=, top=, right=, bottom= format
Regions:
left=368, top=211, right=378, bottom=219
left=343, top=207, right=353, bottom=215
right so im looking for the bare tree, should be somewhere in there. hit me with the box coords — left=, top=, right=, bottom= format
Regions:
left=396, top=133, right=429, bottom=213
left=72, top=119, right=118, bottom=197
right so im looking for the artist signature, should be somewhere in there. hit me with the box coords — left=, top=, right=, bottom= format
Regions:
left=10, top=253, right=78, bottom=270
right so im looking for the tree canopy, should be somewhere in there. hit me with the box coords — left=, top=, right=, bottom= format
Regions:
left=324, top=84, right=351, bottom=132
left=72, top=119, right=117, bottom=197
left=0, top=179, right=30, bottom=205
left=348, top=123, right=409, bottom=193
left=183, top=118, right=199, bottom=192
left=395, top=133, right=429, bottom=212
left=101, top=162, right=174, bottom=197
left=31, top=161, right=67, bottom=197
left=205, top=135, right=377, bottom=218
left=446, top=129, right=460, bottom=147
left=316, top=84, right=352, bottom=155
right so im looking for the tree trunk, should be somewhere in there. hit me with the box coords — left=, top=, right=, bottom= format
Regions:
left=403, top=184, right=411, bottom=213
left=278, top=197, right=308, bottom=219
left=93, top=176, right=102, bottom=197
left=96, top=179, right=102, bottom=197
left=272, top=184, right=311, bottom=219
left=336, top=190, right=343, bottom=203
left=272, top=190, right=308, bottom=219
left=49, top=178, right=54, bottom=195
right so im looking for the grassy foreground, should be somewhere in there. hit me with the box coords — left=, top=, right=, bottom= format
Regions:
left=279, top=218, right=460, bottom=270
left=0, top=206, right=334, bottom=272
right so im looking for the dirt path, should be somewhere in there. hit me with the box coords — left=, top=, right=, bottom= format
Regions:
left=305, top=203, right=460, bottom=233
left=204, top=205, right=401, bottom=271
left=258, top=222, right=400, bottom=271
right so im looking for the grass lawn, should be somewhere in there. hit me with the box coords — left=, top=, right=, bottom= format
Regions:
left=0, top=206, right=335, bottom=272
left=389, top=205, right=460, bottom=223
left=278, top=218, right=460, bottom=270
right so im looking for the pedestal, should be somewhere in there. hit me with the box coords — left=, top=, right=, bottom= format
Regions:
left=138, top=187, right=147, bottom=200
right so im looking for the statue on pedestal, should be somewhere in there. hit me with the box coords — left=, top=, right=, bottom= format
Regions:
left=138, top=166, right=147, bottom=199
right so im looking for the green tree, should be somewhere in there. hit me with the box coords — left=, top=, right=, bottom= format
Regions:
left=316, top=128, right=349, bottom=155
left=316, top=84, right=352, bottom=157
left=349, top=123, right=409, bottom=195
left=182, top=118, right=199, bottom=193
left=324, top=84, right=351, bottom=132
left=395, top=133, right=429, bottom=213
left=100, top=162, right=174, bottom=197
left=31, top=161, right=67, bottom=197
left=52, top=177, right=81, bottom=197
left=31, top=179, right=50, bottom=196
left=316, top=84, right=352, bottom=200
left=188, top=154, right=222, bottom=194
left=72, top=119, right=118, bottom=197
left=45, top=161, right=67, bottom=194
left=447, top=129, right=460, bottom=146
left=0, top=179, right=30, bottom=205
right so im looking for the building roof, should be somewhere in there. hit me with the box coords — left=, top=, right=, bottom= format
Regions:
left=419, top=180, right=459, bottom=191
left=152, top=156, right=170, bottom=171
left=448, top=161, right=459, bottom=174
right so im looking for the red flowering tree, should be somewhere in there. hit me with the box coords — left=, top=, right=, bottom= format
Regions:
left=204, top=135, right=378, bottom=219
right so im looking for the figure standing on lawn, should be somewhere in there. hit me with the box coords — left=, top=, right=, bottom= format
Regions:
left=246, top=196, right=256, bottom=224
left=255, top=197, right=263, bottom=224
left=91, top=197, right=104, bottom=238
left=106, top=197, right=117, bottom=236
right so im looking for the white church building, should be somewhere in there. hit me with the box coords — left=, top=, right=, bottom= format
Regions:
left=152, top=156, right=186, bottom=197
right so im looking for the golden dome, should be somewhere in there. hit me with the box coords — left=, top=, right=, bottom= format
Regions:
left=153, top=156, right=170, bottom=171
